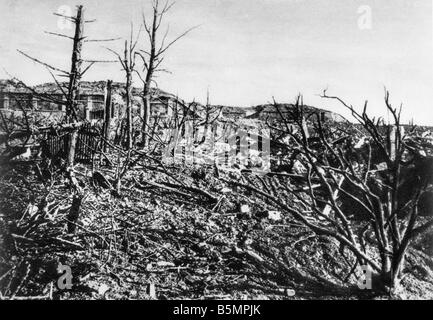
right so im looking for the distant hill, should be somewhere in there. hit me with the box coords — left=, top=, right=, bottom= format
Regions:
left=1, top=79, right=347, bottom=123
left=32, top=81, right=175, bottom=99
left=218, top=103, right=347, bottom=123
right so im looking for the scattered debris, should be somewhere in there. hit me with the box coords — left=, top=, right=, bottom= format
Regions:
left=267, top=211, right=281, bottom=221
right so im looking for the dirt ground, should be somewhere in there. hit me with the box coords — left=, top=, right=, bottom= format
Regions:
left=1, top=161, right=432, bottom=300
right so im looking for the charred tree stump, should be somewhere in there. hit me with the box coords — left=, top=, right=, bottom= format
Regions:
left=67, top=194, right=83, bottom=234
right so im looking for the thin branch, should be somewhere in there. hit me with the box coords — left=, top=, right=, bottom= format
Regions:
left=17, top=50, right=69, bottom=75
left=84, top=37, right=122, bottom=42
left=157, top=25, right=200, bottom=57
left=44, top=31, right=74, bottom=40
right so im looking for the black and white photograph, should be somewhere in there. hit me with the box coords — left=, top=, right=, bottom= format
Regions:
left=0, top=0, right=432, bottom=305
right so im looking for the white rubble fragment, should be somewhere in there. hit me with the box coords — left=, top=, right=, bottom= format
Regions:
left=285, top=289, right=296, bottom=296
left=375, top=162, right=388, bottom=171
left=147, top=283, right=156, bottom=299
left=240, top=204, right=250, bottom=214
left=220, top=187, right=232, bottom=193
left=98, top=283, right=110, bottom=296
left=267, top=210, right=281, bottom=221
left=156, top=261, right=175, bottom=267
left=27, top=204, right=39, bottom=217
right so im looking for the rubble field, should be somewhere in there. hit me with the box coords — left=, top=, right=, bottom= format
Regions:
left=1, top=158, right=432, bottom=300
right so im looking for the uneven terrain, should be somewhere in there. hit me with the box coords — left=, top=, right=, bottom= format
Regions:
left=1, top=159, right=432, bottom=300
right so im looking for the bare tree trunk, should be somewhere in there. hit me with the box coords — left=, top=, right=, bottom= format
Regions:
left=66, top=5, right=84, bottom=124
left=67, top=128, right=82, bottom=234
left=64, top=5, right=84, bottom=172
left=124, top=41, right=133, bottom=150
left=108, top=28, right=139, bottom=150
left=301, top=115, right=309, bottom=139
left=141, top=59, right=155, bottom=148
left=141, top=78, right=151, bottom=148
left=66, top=5, right=84, bottom=231
left=141, top=8, right=157, bottom=148
left=103, top=80, right=113, bottom=152
left=142, top=95, right=151, bottom=147
left=137, top=2, right=196, bottom=147
left=67, top=130, right=78, bottom=168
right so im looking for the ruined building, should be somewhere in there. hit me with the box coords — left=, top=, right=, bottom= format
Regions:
left=0, top=80, right=179, bottom=122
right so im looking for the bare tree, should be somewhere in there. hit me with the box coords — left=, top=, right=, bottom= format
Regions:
left=14, top=5, right=118, bottom=234
left=227, top=92, right=433, bottom=291
left=136, top=0, right=197, bottom=147
left=108, top=39, right=138, bottom=150
left=17, top=5, right=117, bottom=165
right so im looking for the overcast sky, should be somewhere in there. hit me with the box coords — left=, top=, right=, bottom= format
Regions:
left=0, top=0, right=431, bottom=124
